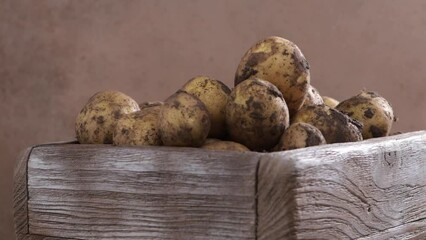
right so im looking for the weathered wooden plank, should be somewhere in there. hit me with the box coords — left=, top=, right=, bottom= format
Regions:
left=14, top=141, right=78, bottom=240
left=22, top=234, right=78, bottom=240
left=257, top=131, right=426, bottom=239
left=257, top=154, right=296, bottom=240
left=14, top=147, right=34, bottom=239
left=358, top=218, right=426, bottom=240
left=290, top=131, right=426, bottom=239
left=14, top=131, right=426, bottom=239
left=27, top=145, right=259, bottom=239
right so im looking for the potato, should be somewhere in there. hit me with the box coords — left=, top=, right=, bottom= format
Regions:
left=75, top=91, right=140, bottom=144
left=235, top=36, right=310, bottom=115
left=273, top=122, right=326, bottom=151
left=159, top=91, right=211, bottom=147
left=139, top=101, right=163, bottom=110
left=226, top=78, right=290, bottom=151
left=301, top=85, right=324, bottom=107
left=322, top=96, right=339, bottom=108
left=292, top=105, right=363, bottom=143
left=204, top=138, right=221, bottom=144
left=113, top=106, right=162, bottom=146
left=336, top=91, right=394, bottom=139
left=201, top=140, right=250, bottom=152
left=181, top=76, right=231, bottom=139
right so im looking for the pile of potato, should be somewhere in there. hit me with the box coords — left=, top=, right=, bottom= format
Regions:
left=75, top=36, right=395, bottom=152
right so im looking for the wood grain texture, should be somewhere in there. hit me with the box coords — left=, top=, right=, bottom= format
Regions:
left=14, top=147, right=33, bottom=239
left=21, top=234, right=78, bottom=240
left=26, top=145, right=259, bottom=239
left=14, top=131, right=426, bottom=239
left=358, top=218, right=426, bottom=240
left=257, top=154, right=296, bottom=239
left=257, top=131, right=426, bottom=239
left=14, top=141, right=78, bottom=240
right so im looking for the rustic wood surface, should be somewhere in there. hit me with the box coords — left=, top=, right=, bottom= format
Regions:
left=257, top=154, right=296, bottom=239
left=14, top=141, right=78, bottom=240
left=257, top=131, right=426, bottom=239
left=14, top=146, right=33, bottom=239
left=21, top=234, right=77, bottom=240
left=26, top=145, right=259, bottom=239
left=14, top=131, right=426, bottom=239
left=358, top=218, right=426, bottom=240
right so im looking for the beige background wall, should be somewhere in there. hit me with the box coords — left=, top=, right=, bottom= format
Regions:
left=1, top=0, right=426, bottom=238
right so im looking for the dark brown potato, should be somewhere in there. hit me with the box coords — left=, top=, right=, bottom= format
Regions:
left=292, top=105, right=363, bottom=144
left=235, top=36, right=310, bottom=116
left=75, top=91, right=140, bottom=144
left=204, top=138, right=221, bottom=144
left=159, top=91, right=211, bottom=147
left=336, top=91, right=395, bottom=139
left=273, top=122, right=326, bottom=151
left=226, top=78, right=290, bottom=151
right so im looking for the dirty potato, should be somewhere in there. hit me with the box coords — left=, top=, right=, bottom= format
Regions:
left=273, top=122, right=326, bottom=151
left=226, top=78, right=290, bottom=151
left=75, top=90, right=140, bottom=144
left=336, top=91, right=395, bottom=139
left=201, top=140, right=250, bottom=152
left=301, top=85, right=324, bottom=107
left=235, top=36, right=310, bottom=115
left=181, top=76, right=231, bottom=139
left=139, top=101, right=163, bottom=110
left=322, top=96, right=339, bottom=108
left=292, top=105, right=363, bottom=143
left=159, top=91, right=211, bottom=147
left=113, top=105, right=162, bottom=146
left=204, top=138, right=221, bottom=144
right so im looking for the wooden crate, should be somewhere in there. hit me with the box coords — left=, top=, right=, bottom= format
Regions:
left=14, top=131, right=426, bottom=240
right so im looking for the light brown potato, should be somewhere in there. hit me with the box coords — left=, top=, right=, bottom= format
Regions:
left=273, top=122, right=326, bottom=151
left=322, top=96, right=339, bottom=108
left=301, top=85, right=324, bottom=107
left=292, top=105, right=363, bottom=144
left=181, top=76, right=231, bottom=139
left=75, top=90, right=140, bottom=144
left=159, top=91, right=211, bottom=147
left=226, top=78, right=290, bottom=151
left=336, top=91, right=395, bottom=139
left=138, top=101, right=163, bottom=110
left=201, top=140, right=250, bottom=152
left=113, top=106, right=162, bottom=146
left=235, top=36, right=310, bottom=115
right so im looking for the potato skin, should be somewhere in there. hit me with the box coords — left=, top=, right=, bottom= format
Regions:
left=159, top=91, right=211, bottom=147
left=113, top=106, right=162, bottom=146
left=204, top=138, right=221, bottom=144
left=75, top=90, right=140, bottom=144
left=336, top=91, right=394, bottom=139
left=274, top=122, right=326, bottom=151
left=322, top=96, right=339, bottom=108
left=201, top=140, right=250, bottom=152
left=235, top=36, right=310, bottom=115
left=181, top=76, right=231, bottom=139
left=301, top=85, right=324, bottom=107
left=139, top=101, right=163, bottom=110
left=292, top=105, right=363, bottom=143
left=226, top=78, right=290, bottom=151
